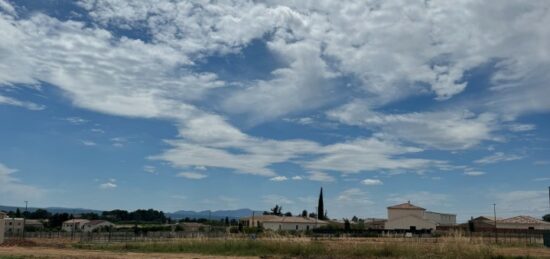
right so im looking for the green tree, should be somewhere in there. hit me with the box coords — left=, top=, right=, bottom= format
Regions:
left=301, top=210, right=308, bottom=217
left=543, top=214, right=550, bottom=222
left=15, top=208, right=21, bottom=217
left=270, top=205, right=282, bottom=216
left=30, top=209, right=50, bottom=219
left=284, top=212, right=292, bottom=217
left=344, top=219, right=351, bottom=231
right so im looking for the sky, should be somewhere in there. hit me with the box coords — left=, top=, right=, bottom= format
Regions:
left=0, top=0, right=549, bottom=222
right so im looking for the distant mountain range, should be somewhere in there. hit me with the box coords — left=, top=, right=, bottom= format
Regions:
left=168, top=209, right=263, bottom=220
left=0, top=205, right=261, bottom=219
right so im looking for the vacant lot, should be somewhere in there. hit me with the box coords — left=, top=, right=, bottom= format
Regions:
left=1, top=237, right=549, bottom=258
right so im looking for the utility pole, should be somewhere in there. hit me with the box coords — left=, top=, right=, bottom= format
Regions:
left=23, top=201, right=28, bottom=240
left=493, top=203, right=498, bottom=244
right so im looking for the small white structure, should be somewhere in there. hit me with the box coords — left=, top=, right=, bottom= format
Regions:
left=62, top=219, right=90, bottom=232
left=0, top=212, right=5, bottom=244
left=240, top=215, right=327, bottom=231
left=384, top=202, right=456, bottom=231
left=82, top=220, right=114, bottom=232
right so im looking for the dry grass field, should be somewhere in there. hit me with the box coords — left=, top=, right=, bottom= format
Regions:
left=0, top=236, right=549, bottom=258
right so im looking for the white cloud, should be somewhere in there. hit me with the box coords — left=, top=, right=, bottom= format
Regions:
left=0, top=0, right=15, bottom=16
left=491, top=190, right=548, bottom=216
left=269, top=176, right=288, bottom=182
left=507, top=123, right=536, bottom=132
left=0, top=94, right=45, bottom=110
left=464, top=171, right=486, bottom=176
left=143, top=165, right=157, bottom=175
left=474, top=152, right=523, bottom=164
left=81, top=140, right=97, bottom=146
left=177, top=172, right=207, bottom=180
left=335, top=188, right=373, bottom=206
left=305, top=137, right=443, bottom=173
left=90, top=128, right=105, bottom=133
left=291, top=176, right=303, bottom=180
left=307, top=171, right=335, bottom=182
left=0, top=162, right=44, bottom=202
left=64, top=117, right=88, bottom=125
left=99, top=179, right=117, bottom=189
left=361, top=179, right=383, bottom=186
left=327, top=101, right=499, bottom=150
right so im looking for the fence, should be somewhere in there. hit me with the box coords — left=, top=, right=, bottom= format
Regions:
left=5, top=230, right=548, bottom=246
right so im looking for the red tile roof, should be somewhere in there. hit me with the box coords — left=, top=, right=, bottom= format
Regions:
left=498, top=216, right=550, bottom=225
left=388, top=202, right=425, bottom=210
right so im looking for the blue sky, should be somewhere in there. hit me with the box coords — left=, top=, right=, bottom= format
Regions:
left=1, top=0, right=550, bottom=221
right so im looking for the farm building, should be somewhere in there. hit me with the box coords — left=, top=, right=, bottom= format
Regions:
left=0, top=212, right=5, bottom=244
left=240, top=215, right=327, bottom=231
left=62, top=219, right=90, bottom=232
left=497, top=216, right=550, bottom=230
left=82, top=220, right=114, bottom=232
left=384, top=201, right=456, bottom=231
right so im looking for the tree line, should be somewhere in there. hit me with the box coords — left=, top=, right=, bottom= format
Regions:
left=3, top=208, right=170, bottom=229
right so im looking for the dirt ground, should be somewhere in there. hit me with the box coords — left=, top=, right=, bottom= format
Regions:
left=2, top=246, right=550, bottom=259
left=0, top=246, right=259, bottom=259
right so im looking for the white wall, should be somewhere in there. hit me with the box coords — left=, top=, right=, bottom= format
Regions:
left=262, top=222, right=324, bottom=231
left=424, top=212, right=456, bottom=226
left=385, top=215, right=436, bottom=230
left=497, top=223, right=550, bottom=230
left=388, top=209, right=424, bottom=221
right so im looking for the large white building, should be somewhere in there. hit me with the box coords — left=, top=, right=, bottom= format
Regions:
left=384, top=202, right=456, bottom=231
left=240, top=215, right=328, bottom=231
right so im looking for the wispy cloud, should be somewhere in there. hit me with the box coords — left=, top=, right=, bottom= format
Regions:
left=307, top=171, right=335, bottom=182
left=474, top=152, right=523, bottom=164
left=361, top=179, right=383, bottom=186
left=99, top=179, right=117, bottom=189
left=177, top=172, right=207, bottom=180
left=269, top=176, right=288, bottom=182
left=0, top=95, right=45, bottom=111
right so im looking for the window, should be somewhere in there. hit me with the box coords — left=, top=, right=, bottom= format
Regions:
left=296, top=225, right=298, bottom=230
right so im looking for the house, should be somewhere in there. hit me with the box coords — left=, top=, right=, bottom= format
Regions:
left=62, top=219, right=90, bottom=232
left=81, top=220, right=114, bottom=232
left=364, top=218, right=387, bottom=230
left=465, top=215, right=550, bottom=232
left=0, top=212, right=5, bottom=244
left=3, top=218, right=24, bottom=235
left=240, top=215, right=328, bottom=231
left=384, top=201, right=456, bottom=231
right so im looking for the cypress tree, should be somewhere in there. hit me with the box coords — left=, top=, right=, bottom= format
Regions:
left=317, top=187, right=324, bottom=220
